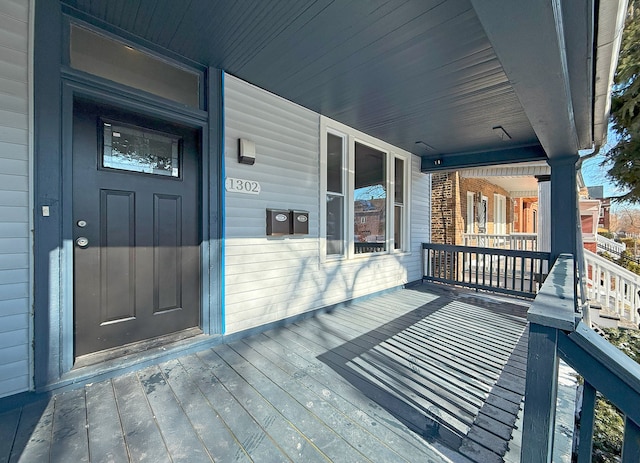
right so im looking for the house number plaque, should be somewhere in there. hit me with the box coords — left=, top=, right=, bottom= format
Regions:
left=225, top=177, right=261, bottom=195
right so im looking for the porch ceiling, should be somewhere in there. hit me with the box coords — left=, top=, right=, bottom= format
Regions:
left=62, top=0, right=622, bottom=168
left=459, top=161, right=551, bottom=197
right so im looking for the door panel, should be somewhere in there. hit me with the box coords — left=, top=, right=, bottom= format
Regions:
left=73, top=99, right=201, bottom=357
left=100, top=189, right=136, bottom=324
left=154, top=194, right=182, bottom=313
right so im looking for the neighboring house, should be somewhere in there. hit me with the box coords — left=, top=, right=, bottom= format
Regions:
left=588, top=186, right=612, bottom=231
left=580, top=198, right=601, bottom=253
left=0, top=0, right=623, bottom=405
left=513, top=197, right=539, bottom=234
left=431, top=162, right=549, bottom=249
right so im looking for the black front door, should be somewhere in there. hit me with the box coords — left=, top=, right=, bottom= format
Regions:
left=73, top=100, right=201, bottom=357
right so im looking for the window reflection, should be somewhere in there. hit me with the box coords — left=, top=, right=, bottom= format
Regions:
left=103, top=122, right=180, bottom=177
left=354, top=142, right=386, bottom=253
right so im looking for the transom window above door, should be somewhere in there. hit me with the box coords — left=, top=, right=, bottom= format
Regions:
left=69, top=24, right=202, bottom=109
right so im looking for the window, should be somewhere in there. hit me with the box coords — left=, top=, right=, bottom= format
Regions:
left=494, top=194, right=506, bottom=234
left=354, top=142, right=386, bottom=254
left=102, top=121, right=180, bottom=177
left=466, top=192, right=475, bottom=233
left=394, top=157, right=405, bottom=250
left=326, top=133, right=345, bottom=256
left=70, top=24, right=201, bottom=108
left=321, top=117, right=410, bottom=259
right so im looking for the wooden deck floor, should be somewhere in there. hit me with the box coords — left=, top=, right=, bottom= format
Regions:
left=0, top=283, right=529, bottom=463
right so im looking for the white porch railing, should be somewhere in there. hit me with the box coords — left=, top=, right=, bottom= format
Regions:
left=596, top=233, right=626, bottom=255
left=583, top=248, right=640, bottom=326
left=463, top=232, right=538, bottom=251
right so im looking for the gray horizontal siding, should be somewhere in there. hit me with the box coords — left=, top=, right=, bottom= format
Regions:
left=0, top=0, right=30, bottom=398
left=408, top=157, right=431, bottom=281
left=223, top=75, right=429, bottom=334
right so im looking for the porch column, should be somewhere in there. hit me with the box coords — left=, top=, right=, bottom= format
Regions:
left=549, top=156, right=579, bottom=263
left=536, top=175, right=551, bottom=253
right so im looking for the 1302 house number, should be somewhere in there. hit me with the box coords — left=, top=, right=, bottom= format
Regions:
left=225, top=177, right=261, bottom=195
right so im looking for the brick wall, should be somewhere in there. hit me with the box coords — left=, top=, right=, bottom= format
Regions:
left=431, top=173, right=514, bottom=244
left=431, top=172, right=458, bottom=244
left=459, top=177, right=513, bottom=236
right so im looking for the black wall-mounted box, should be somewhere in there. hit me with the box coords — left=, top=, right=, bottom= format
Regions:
left=290, top=210, right=309, bottom=235
left=266, top=209, right=290, bottom=235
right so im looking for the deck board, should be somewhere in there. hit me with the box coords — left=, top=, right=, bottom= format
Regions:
left=111, top=372, right=171, bottom=463
left=137, top=364, right=213, bottom=463
left=9, top=398, right=54, bottom=463
left=243, top=335, right=439, bottom=462
left=158, top=358, right=253, bottom=462
left=218, top=342, right=393, bottom=463
left=0, top=407, right=20, bottom=462
left=179, top=352, right=290, bottom=462
left=197, top=346, right=330, bottom=463
left=49, top=388, right=89, bottom=463
left=0, top=284, right=530, bottom=463
left=85, top=380, right=129, bottom=463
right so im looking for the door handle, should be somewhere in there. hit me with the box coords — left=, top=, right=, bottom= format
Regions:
left=76, top=237, right=89, bottom=248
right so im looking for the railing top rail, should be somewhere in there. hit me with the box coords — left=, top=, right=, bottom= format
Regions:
left=559, top=321, right=640, bottom=427
left=462, top=232, right=537, bottom=237
left=422, top=242, right=551, bottom=260
left=596, top=233, right=626, bottom=248
left=584, top=248, right=640, bottom=282
left=527, top=253, right=577, bottom=331
left=570, top=322, right=640, bottom=396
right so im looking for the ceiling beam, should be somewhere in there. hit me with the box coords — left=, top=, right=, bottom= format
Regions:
left=421, top=145, right=547, bottom=173
left=469, top=0, right=586, bottom=158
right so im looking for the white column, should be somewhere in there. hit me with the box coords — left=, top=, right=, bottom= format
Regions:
left=537, top=176, right=551, bottom=253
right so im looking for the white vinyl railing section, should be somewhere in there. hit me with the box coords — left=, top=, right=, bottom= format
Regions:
left=583, top=248, right=640, bottom=326
left=463, top=233, right=538, bottom=251
left=596, top=234, right=626, bottom=255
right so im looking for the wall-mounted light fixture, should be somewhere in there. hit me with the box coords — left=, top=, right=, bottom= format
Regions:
left=238, top=138, right=256, bottom=165
left=434, top=159, right=442, bottom=165
left=492, top=126, right=511, bottom=141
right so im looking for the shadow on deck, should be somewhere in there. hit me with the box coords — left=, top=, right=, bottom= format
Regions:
left=0, top=283, right=529, bottom=463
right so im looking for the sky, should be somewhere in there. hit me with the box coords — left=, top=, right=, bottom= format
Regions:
left=580, top=125, right=625, bottom=201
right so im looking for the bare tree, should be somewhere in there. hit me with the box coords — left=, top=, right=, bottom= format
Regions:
left=611, top=206, right=640, bottom=235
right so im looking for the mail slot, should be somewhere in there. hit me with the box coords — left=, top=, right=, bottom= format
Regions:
left=266, top=209, right=290, bottom=235
left=290, top=210, right=309, bottom=235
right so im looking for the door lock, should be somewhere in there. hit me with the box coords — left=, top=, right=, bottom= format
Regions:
left=76, top=237, right=89, bottom=248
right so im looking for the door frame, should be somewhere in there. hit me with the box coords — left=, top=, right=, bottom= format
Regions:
left=60, top=78, right=216, bottom=372
left=34, top=3, right=224, bottom=388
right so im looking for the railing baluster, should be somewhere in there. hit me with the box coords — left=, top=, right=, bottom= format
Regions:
left=489, top=251, right=494, bottom=288
left=529, top=257, right=535, bottom=293
left=475, top=250, right=479, bottom=285
left=577, top=382, right=596, bottom=463
left=622, top=417, right=640, bottom=463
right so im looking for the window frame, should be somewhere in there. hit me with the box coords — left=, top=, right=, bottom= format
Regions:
left=466, top=191, right=475, bottom=234
left=322, top=128, right=348, bottom=259
left=494, top=193, right=507, bottom=234
left=320, top=116, right=411, bottom=262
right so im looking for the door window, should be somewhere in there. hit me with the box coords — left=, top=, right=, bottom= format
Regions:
left=102, top=121, right=180, bottom=177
